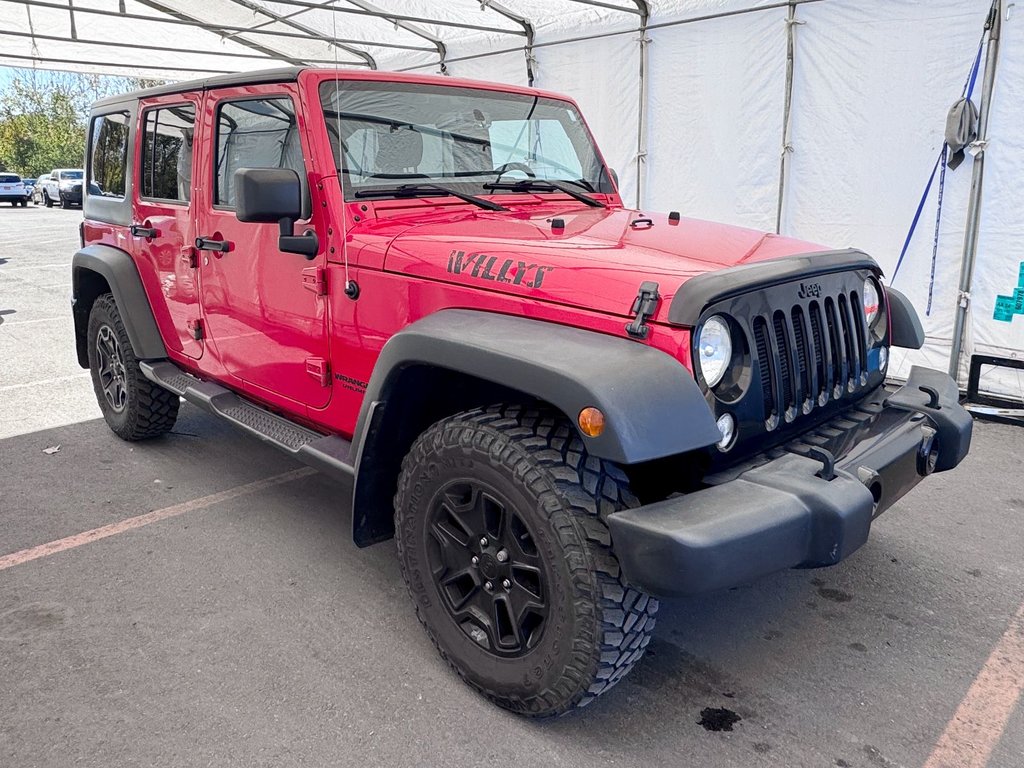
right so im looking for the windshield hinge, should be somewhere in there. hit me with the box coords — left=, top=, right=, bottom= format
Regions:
left=302, top=266, right=327, bottom=296
left=625, top=281, right=660, bottom=340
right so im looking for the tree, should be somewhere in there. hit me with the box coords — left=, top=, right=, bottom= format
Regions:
left=0, top=69, right=163, bottom=177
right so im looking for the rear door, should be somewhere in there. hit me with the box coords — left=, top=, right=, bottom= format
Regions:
left=133, top=93, right=203, bottom=359
left=194, top=85, right=331, bottom=409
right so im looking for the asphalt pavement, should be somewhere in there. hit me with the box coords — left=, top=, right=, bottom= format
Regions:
left=1, top=206, right=1022, bottom=768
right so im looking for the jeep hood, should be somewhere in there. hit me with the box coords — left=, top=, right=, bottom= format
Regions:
left=383, top=206, right=829, bottom=323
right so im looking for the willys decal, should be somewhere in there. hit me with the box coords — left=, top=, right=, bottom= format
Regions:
left=446, top=250, right=555, bottom=289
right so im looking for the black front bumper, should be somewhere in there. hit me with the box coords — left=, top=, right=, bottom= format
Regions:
left=607, top=366, right=972, bottom=597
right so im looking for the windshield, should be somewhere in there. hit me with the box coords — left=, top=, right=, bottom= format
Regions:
left=0, top=174, right=20, bottom=184
left=61, top=171, right=84, bottom=180
left=319, top=80, right=612, bottom=200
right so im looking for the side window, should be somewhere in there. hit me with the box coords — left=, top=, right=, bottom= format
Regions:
left=89, top=112, right=130, bottom=198
left=215, top=97, right=303, bottom=208
left=141, top=104, right=196, bottom=203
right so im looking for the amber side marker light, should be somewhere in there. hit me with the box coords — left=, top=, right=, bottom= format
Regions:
left=578, top=407, right=606, bottom=437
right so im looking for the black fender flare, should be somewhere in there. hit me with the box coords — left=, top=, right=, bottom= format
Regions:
left=349, top=309, right=721, bottom=546
left=72, top=244, right=166, bottom=366
left=885, top=286, right=925, bottom=350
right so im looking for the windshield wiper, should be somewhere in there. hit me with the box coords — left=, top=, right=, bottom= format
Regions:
left=353, top=183, right=507, bottom=211
left=482, top=179, right=605, bottom=208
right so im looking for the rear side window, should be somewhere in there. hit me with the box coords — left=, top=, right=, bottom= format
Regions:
left=89, top=112, right=130, bottom=198
left=141, top=104, right=196, bottom=203
left=215, top=96, right=303, bottom=208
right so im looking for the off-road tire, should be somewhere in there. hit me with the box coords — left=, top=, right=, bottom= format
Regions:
left=395, top=404, right=658, bottom=717
left=87, top=293, right=179, bottom=440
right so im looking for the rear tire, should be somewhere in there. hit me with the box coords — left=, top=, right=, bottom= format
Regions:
left=395, top=404, right=658, bottom=717
left=87, top=293, right=179, bottom=440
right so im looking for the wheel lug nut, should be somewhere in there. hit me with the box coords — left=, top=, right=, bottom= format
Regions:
left=484, top=581, right=493, bottom=592
left=479, top=537, right=488, bottom=548
left=496, top=549, right=508, bottom=563
left=471, top=556, right=479, bottom=566
left=502, top=579, right=511, bottom=589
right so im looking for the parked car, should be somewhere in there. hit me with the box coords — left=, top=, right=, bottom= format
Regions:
left=32, top=173, right=51, bottom=205
left=42, top=168, right=85, bottom=208
left=0, top=173, right=31, bottom=207
left=72, top=68, right=973, bottom=717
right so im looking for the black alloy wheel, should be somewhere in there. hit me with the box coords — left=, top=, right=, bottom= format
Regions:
left=87, top=293, right=179, bottom=440
left=395, top=405, right=659, bottom=717
left=95, top=324, right=129, bottom=414
left=426, top=479, right=548, bottom=657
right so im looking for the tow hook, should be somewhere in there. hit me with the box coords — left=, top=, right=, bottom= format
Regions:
left=918, top=426, right=940, bottom=476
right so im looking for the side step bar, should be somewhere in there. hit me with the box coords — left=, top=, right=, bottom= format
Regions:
left=140, top=360, right=354, bottom=481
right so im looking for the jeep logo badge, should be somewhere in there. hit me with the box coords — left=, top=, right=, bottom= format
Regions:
left=798, top=281, right=823, bottom=299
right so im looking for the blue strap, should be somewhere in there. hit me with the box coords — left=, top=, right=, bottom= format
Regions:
left=891, top=29, right=987, bottom=286
left=891, top=151, right=942, bottom=282
left=926, top=144, right=949, bottom=315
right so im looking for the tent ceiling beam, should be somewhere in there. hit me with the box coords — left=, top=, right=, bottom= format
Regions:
left=0, top=28, right=365, bottom=66
left=218, top=0, right=376, bottom=69
left=340, top=0, right=448, bottom=74
left=10, top=1, right=436, bottom=53
left=477, top=0, right=536, bottom=85
left=0, top=51, right=233, bottom=75
left=214, top=0, right=527, bottom=36
left=135, top=0, right=309, bottom=66
left=566, top=0, right=643, bottom=15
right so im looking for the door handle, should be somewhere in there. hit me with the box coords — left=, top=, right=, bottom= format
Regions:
left=130, top=223, right=160, bottom=238
left=195, top=236, right=231, bottom=253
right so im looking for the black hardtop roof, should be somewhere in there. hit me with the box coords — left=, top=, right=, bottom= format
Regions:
left=90, top=66, right=306, bottom=110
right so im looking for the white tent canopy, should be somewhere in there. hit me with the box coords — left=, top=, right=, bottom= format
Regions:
left=2, top=0, right=1022, bottom=401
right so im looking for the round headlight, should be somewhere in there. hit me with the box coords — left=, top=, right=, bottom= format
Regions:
left=863, top=278, right=881, bottom=327
left=697, top=315, right=732, bottom=388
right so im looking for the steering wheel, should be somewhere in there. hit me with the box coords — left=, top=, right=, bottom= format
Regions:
left=492, top=162, right=536, bottom=182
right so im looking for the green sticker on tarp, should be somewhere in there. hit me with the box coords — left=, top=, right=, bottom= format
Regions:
left=993, top=262, right=1024, bottom=322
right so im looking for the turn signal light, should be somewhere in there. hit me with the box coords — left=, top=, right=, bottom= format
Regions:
left=578, top=407, right=605, bottom=437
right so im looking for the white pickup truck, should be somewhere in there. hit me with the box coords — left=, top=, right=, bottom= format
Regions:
left=42, top=168, right=85, bottom=208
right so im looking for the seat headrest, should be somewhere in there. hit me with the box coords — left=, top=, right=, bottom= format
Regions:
left=375, top=126, right=423, bottom=174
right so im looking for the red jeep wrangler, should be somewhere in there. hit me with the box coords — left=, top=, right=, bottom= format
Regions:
left=74, top=67, right=972, bottom=717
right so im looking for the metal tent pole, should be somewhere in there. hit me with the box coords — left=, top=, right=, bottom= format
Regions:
left=775, top=1, right=801, bottom=234
left=948, top=0, right=1004, bottom=381
left=635, top=1, right=651, bottom=208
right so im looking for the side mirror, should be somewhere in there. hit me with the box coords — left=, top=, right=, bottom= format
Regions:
left=234, top=168, right=318, bottom=258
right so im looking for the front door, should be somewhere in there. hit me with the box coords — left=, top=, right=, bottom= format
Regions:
left=134, top=93, right=203, bottom=359
left=194, top=86, right=330, bottom=410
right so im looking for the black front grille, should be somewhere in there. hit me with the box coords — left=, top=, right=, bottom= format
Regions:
left=752, top=289, right=870, bottom=431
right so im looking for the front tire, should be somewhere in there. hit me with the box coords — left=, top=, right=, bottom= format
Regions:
left=44, top=192, right=53, bottom=208
left=395, top=405, right=658, bottom=717
left=87, top=294, right=179, bottom=440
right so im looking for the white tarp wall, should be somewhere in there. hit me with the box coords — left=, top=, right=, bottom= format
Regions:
left=384, top=0, right=1023, bottom=400
left=1, top=0, right=1021, bottom=399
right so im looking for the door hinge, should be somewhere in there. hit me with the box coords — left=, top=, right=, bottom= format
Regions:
left=302, top=266, right=327, bottom=296
left=187, top=318, right=203, bottom=340
left=305, top=357, right=330, bottom=387
left=625, top=281, right=660, bottom=340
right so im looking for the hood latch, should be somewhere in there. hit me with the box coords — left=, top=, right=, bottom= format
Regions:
left=625, top=281, right=660, bottom=340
